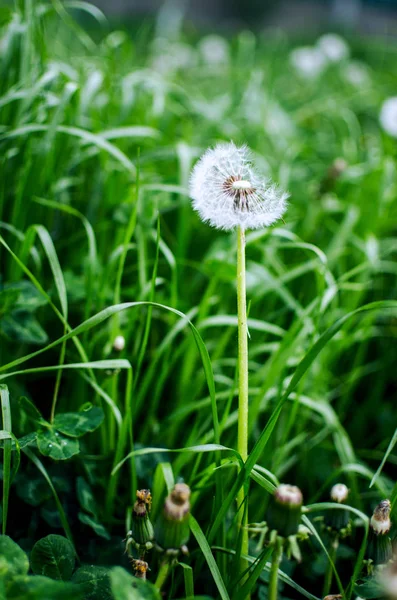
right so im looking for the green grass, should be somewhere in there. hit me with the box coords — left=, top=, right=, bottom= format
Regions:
left=0, top=2, right=397, bottom=599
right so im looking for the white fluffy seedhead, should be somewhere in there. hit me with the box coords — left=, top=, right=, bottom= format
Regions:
left=317, top=33, right=350, bottom=62
left=380, top=97, right=397, bottom=138
left=290, top=46, right=327, bottom=79
left=189, top=142, right=288, bottom=231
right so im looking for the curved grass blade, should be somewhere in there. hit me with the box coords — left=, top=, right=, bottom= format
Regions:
left=370, top=427, right=397, bottom=488
left=2, top=124, right=135, bottom=175
left=189, top=515, right=230, bottom=600
left=0, top=385, right=12, bottom=533
left=112, top=444, right=241, bottom=475
left=0, top=359, right=131, bottom=381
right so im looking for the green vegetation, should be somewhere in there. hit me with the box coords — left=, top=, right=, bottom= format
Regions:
left=0, top=2, right=396, bottom=599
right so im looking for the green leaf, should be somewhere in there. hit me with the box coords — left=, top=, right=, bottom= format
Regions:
left=37, top=428, right=80, bottom=460
left=0, top=535, right=29, bottom=586
left=1, top=312, right=48, bottom=345
left=76, top=477, right=97, bottom=516
left=72, top=566, right=112, bottom=600
left=189, top=515, right=230, bottom=600
left=6, top=575, right=83, bottom=599
left=1, top=281, right=47, bottom=313
left=110, top=567, right=161, bottom=600
left=78, top=513, right=110, bottom=540
left=30, top=535, right=75, bottom=581
left=17, top=432, right=38, bottom=449
left=354, top=578, right=384, bottom=600
left=53, top=405, right=104, bottom=437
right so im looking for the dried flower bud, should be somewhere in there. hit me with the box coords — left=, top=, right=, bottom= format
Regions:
left=366, top=500, right=392, bottom=564
left=127, top=489, right=154, bottom=551
left=325, top=484, right=350, bottom=532
left=155, top=483, right=191, bottom=553
left=267, top=484, right=303, bottom=538
left=132, top=559, right=149, bottom=580
left=323, top=595, right=343, bottom=600
left=113, top=335, right=125, bottom=351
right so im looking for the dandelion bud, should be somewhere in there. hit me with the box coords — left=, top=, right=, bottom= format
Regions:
left=325, top=484, right=350, bottom=532
left=267, top=484, right=303, bottom=538
left=189, top=142, right=288, bottom=231
left=155, top=483, right=191, bottom=554
left=129, top=489, right=154, bottom=551
left=131, top=559, right=149, bottom=580
left=366, top=500, right=392, bottom=565
left=113, top=335, right=125, bottom=351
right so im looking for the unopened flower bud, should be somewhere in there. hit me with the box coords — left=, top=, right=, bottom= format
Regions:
left=132, top=559, right=149, bottom=580
left=155, top=483, right=191, bottom=553
left=267, top=484, right=303, bottom=538
left=113, top=335, right=125, bottom=351
left=325, top=483, right=350, bottom=532
left=366, top=500, right=392, bottom=564
left=128, top=489, right=154, bottom=551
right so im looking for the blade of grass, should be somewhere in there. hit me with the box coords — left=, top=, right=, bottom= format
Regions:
left=189, top=515, right=230, bottom=600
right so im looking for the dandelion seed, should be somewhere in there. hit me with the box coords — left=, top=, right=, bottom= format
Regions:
left=380, top=97, right=397, bottom=138
left=290, top=46, right=327, bottom=79
left=189, top=142, right=288, bottom=231
left=317, top=33, right=349, bottom=62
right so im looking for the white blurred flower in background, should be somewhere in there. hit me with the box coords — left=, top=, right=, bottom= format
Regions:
left=290, top=46, right=327, bottom=78
left=317, top=33, right=350, bottom=62
left=151, top=38, right=197, bottom=74
left=342, top=60, right=370, bottom=86
left=380, top=97, right=397, bottom=138
left=198, top=35, right=230, bottom=66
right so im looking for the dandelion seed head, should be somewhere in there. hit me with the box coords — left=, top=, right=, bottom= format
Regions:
left=198, top=34, right=230, bottom=66
left=189, top=142, right=288, bottom=231
left=380, top=97, right=397, bottom=138
left=317, top=33, right=349, bottom=62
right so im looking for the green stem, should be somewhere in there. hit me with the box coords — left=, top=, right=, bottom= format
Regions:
left=236, top=226, right=249, bottom=594
left=269, top=537, right=283, bottom=600
left=154, top=561, right=171, bottom=590
left=323, top=535, right=339, bottom=597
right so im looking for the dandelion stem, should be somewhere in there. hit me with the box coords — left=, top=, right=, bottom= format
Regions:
left=269, top=536, right=283, bottom=600
left=323, top=535, right=339, bottom=597
left=236, top=225, right=250, bottom=594
left=154, top=561, right=171, bottom=590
